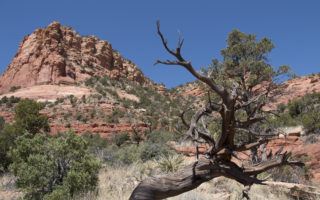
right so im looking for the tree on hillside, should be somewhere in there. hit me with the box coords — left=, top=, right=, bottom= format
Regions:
left=0, top=99, right=49, bottom=172
left=14, top=99, right=50, bottom=134
left=129, top=22, right=303, bottom=200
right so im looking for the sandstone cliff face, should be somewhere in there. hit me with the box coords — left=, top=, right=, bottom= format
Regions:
left=0, top=21, right=152, bottom=93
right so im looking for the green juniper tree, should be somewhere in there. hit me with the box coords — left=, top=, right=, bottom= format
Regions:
left=130, top=22, right=302, bottom=200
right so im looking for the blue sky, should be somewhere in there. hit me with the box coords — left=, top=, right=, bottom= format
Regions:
left=0, top=0, right=319, bottom=88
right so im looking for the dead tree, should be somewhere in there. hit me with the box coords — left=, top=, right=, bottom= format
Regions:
left=129, top=22, right=303, bottom=200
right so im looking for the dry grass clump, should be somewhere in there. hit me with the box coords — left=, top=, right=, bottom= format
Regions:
left=3, top=158, right=320, bottom=200
left=76, top=161, right=159, bottom=200
left=0, top=173, right=22, bottom=200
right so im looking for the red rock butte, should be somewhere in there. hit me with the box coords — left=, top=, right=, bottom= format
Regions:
left=0, top=21, right=153, bottom=94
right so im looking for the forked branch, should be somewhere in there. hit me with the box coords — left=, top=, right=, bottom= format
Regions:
left=155, top=21, right=228, bottom=102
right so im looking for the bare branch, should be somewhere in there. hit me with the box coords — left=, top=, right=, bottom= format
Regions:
left=156, top=21, right=228, bottom=102
left=179, top=109, right=191, bottom=128
left=243, top=152, right=304, bottom=176
left=235, top=138, right=269, bottom=152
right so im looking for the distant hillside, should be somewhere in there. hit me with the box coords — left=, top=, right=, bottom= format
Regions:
left=172, top=74, right=320, bottom=110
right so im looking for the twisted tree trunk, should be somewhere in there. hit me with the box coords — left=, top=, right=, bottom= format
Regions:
left=129, top=21, right=304, bottom=200
left=129, top=159, right=218, bottom=200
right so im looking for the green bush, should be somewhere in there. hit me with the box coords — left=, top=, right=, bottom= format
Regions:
left=113, top=132, right=130, bottom=147
left=131, top=130, right=143, bottom=146
left=95, top=85, right=106, bottom=97
left=68, top=95, right=77, bottom=107
left=156, top=154, right=184, bottom=173
left=145, top=130, right=176, bottom=144
left=106, top=108, right=125, bottom=123
left=139, top=142, right=170, bottom=162
left=0, top=116, right=5, bottom=131
left=76, top=113, right=88, bottom=123
left=14, top=99, right=50, bottom=134
left=9, top=132, right=101, bottom=200
left=0, top=123, right=24, bottom=172
left=82, top=132, right=108, bottom=150
left=283, top=93, right=320, bottom=134
left=99, top=76, right=109, bottom=86
left=0, top=96, right=21, bottom=107
left=9, top=86, right=21, bottom=92
left=0, top=99, right=49, bottom=172
left=104, top=139, right=172, bottom=166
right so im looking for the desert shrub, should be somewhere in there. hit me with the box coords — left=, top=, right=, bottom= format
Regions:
left=89, top=109, right=97, bottom=119
left=63, top=112, right=73, bottom=120
left=122, top=99, right=133, bottom=108
left=14, top=99, right=50, bottom=134
left=113, top=145, right=142, bottom=165
left=9, top=132, right=101, bottom=200
left=145, top=130, right=177, bottom=144
left=95, top=85, right=106, bottom=97
left=113, top=132, right=130, bottom=147
left=102, top=144, right=141, bottom=166
left=131, top=130, right=143, bottom=146
left=9, top=96, right=21, bottom=104
left=0, top=100, right=49, bottom=172
left=139, top=142, right=171, bottom=162
left=104, top=138, right=172, bottom=166
left=76, top=113, right=88, bottom=123
left=82, top=132, right=108, bottom=150
left=279, top=93, right=320, bottom=134
left=0, top=96, right=21, bottom=107
left=277, top=103, right=286, bottom=113
left=81, top=95, right=86, bottom=103
left=264, top=165, right=309, bottom=184
left=99, top=76, right=109, bottom=86
left=156, top=154, right=184, bottom=173
left=301, top=110, right=320, bottom=134
left=0, top=96, right=8, bottom=104
left=0, top=116, right=5, bottom=131
left=68, top=95, right=77, bottom=107
left=106, top=108, right=125, bottom=123
left=0, top=124, right=24, bottom=172
left=303, top=134, right=319, bottom=144
left=84, top=76, right=99, bottom=87
left=9, top=86, right=21, bottom=92
left=104, top=88, right=119, bottom=99
left=288, top=101, right=303, bottom=117
left=65, top=123, right=72, bottom=128
left=55, top=97, right=64, bottom=105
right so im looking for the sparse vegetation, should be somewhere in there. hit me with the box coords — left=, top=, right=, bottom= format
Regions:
left=9, top=86, right=21, bottom=92
left=270, top=92, right=320, bottom=135
left=113, top=132, right=130, bottom=147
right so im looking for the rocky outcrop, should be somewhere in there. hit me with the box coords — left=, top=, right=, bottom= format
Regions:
left=0, top=85, right=92, bottom=102
left=50, top=122, right=148, bottom=139
left=266, top=74, right=320, bottom=110
left=175, top=74, right=320, bottom=110
left=0, top=21, right=153, bottom=93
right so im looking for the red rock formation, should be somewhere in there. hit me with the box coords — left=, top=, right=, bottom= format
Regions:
left=266, top=74, right=320, bottom=110
left=50, top=122, right=148, bottom=139
left=176, top=74, right=320, bottom=110
left=0, top=21, right=153, bottom=93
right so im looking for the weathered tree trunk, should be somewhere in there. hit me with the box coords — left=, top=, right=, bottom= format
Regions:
left=129, top=159, right=219, bottom=200
left=129, top=21, right=304, bottom=200
left=129, top=158, right=269, bottom=200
